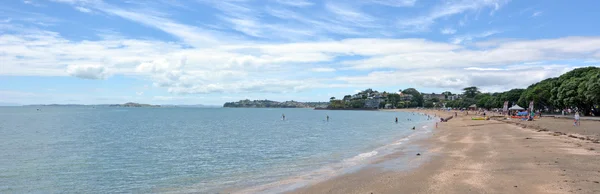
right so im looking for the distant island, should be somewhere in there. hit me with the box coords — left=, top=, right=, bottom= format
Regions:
left=223, top=99, right=329, bottom=108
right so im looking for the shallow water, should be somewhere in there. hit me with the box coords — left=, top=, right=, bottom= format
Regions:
left=0, top=107, right=430, bottom=193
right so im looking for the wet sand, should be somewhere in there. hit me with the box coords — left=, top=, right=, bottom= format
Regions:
left=288, top=109, right=600, bottom=194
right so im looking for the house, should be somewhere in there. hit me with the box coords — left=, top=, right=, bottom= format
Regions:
left=364, top=98, right=384, bottom=108
left=448, top=95, right=461, bottom=101
left=400, top=93, right=413, bottom=101
left=468, top=104, right=477, bottom=110
left=422, top=93, right=446, bottom=101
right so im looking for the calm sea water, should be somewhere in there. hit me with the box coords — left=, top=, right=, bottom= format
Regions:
left=0, top=107, right=431, bottom=193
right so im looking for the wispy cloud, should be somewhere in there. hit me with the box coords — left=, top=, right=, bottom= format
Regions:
left=23, top=0, right=43, bottom=6
left=398, top=0, right=509, bottom=32
left=368, top=0, right=417, bottom=7
left=75, top=6, right=92, bottom=13
left=96, top=4, right=220, bottom=46
left=532, top=11, right=542, bottom=17
left=440, top=28, right=457, bottom=35
left=451, top=30, right=501, bottom=44
left=273, top=0, right=313, bottom=7
left=324, top=2, right=378, bottom=27
left=0, top=6, right=61, bottom=26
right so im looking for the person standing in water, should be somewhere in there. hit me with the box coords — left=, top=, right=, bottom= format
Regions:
left=326, top=115, right=329, bottom=122
left=282, top=114, right=286, bottom=120
left=574, top=112, right=580, bottom=126
left=395, top=117, right=398, bottom=123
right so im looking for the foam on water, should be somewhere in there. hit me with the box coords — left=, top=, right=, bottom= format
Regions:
left=344, top=151, right=378, bottom=163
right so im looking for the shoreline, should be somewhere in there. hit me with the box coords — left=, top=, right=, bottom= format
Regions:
left=288, top=109, right=600, bottom=194
left=227, top=111, right=438, bottom=194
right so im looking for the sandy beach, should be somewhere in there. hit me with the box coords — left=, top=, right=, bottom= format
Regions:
left=288, top=109, right=600, bottom=194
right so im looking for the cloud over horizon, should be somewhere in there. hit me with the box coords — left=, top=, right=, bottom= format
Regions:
left=1, top=0, right=599, bottom=104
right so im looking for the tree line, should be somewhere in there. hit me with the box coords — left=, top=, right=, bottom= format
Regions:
left=329, top=67, right=600, bottom=116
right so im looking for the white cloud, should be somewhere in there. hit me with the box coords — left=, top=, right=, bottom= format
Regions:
left=66, top=65, right=110, bottom=80
left=440, top=28, right=457, bottom=35
left=463, top=67, right=503, bottom=71
left=3, top=23, right=600, bottom=96
left=310, top=68, right=336, bottom=72
left=532, top=11, right=542, bottom=17
left=75, top=6, right=92, bottom=13
left=136, top=91, right=144, bottom=96
left=337, top=65, right=576, bottom=92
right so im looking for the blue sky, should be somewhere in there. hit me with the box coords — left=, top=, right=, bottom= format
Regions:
left=1, top=0, right=600, bottom=105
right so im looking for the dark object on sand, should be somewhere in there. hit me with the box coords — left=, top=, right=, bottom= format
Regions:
left=416, top=153, right=421, bottom=156
left=412, top=126, right=415, bottom=130
left=441, top=116, right=453, bottom=122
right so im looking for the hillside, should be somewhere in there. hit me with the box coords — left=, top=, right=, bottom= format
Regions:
left=223, top=99, right=329, bottom=108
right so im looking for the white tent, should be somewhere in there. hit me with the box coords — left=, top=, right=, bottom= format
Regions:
left=508, top=105, right=525, bottom=110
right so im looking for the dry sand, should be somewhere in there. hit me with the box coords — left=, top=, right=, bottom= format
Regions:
left=288, top=109, right=600, bottom=194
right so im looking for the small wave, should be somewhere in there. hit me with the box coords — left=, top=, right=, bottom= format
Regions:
left=391, top=137, right=410, bottom=145
left=344, top=151, right=378, bottom=163
left=232, top=116, right=435, bottom=194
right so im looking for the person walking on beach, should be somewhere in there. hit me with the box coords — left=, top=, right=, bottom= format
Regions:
left=574, top=112, right=580, bottom=126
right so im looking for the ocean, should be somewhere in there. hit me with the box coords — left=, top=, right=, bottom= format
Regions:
left=0, top=107, right=433, bottom=193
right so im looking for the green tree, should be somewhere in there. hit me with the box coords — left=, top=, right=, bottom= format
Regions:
left=379, top=101, right=387, bottom=109
left=397, top=101, right=405, bottom=108
left=518, top=78, right=556, bottom=111
left=386, top=93, right=401, bottom=107
left=328, top=100, right=345, bottom=108
left=350, top=99, right=366, bottom=108
left=343, top=95, right=352, bottom=101
left=502, top=89, right=525, bottom=107
left=424, top=101, right=434, bottom=108
left=410, top=101, right=419, bottom=107
left=584, top=71, right=600, bottom=105
left=442, top=91, right=453, bottom=100
left=431, top=97, right=440, bottom=103
left=330, top=97, right=336, bottom=101
left=402, top=88, right=424, bottom=107
left=476, top=94, right=492, bottom=109
left=550, top=66, right=600, bottom=115
left=463, top=87, right=480, bottom=98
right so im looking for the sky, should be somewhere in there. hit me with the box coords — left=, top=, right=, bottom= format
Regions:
left=1, top=0, right=600, bottom=105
